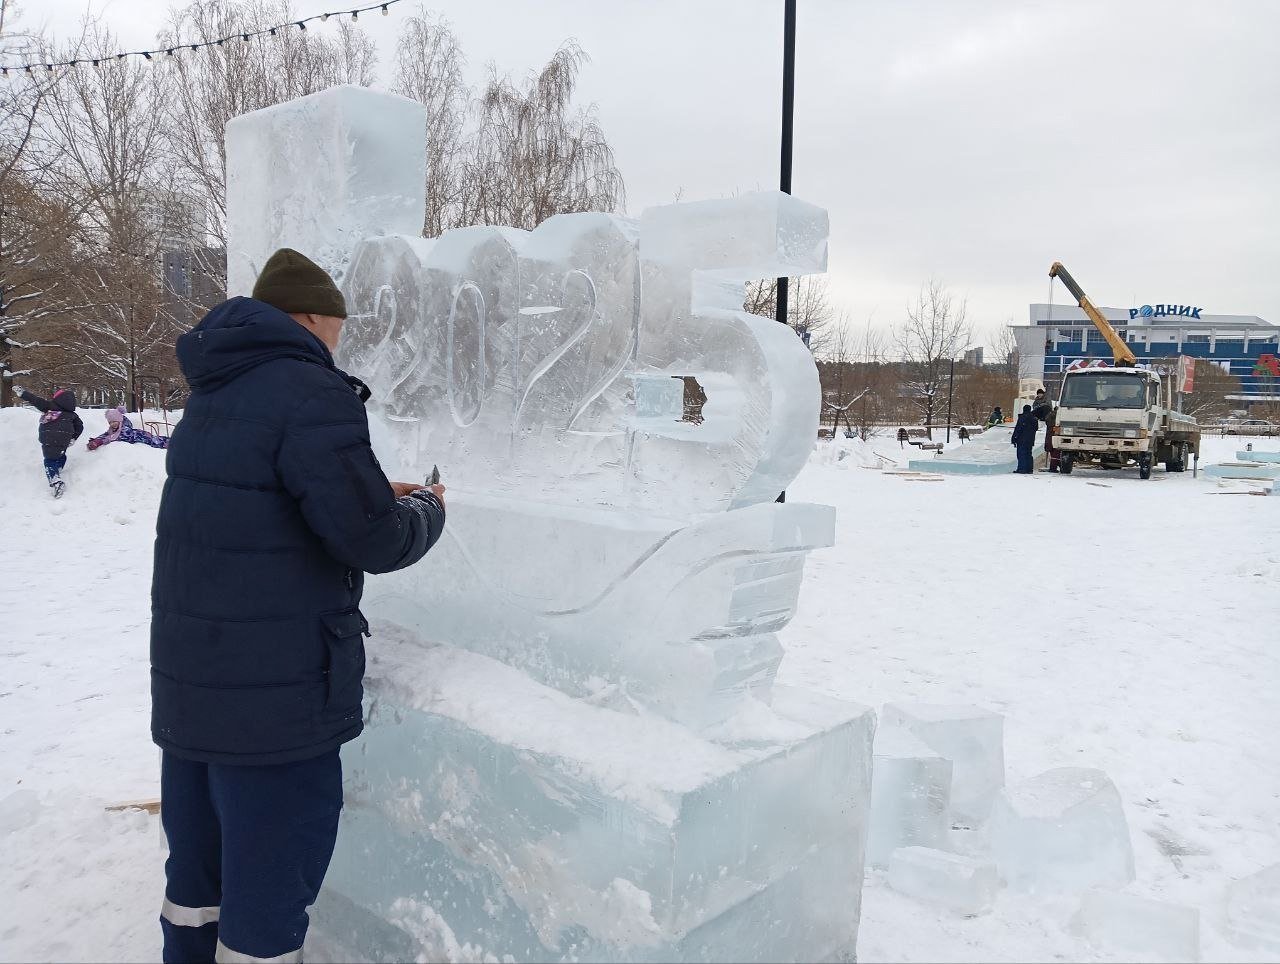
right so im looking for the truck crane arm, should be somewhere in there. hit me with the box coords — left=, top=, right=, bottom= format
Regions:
left=1049, top=261, right=1137, bottom=367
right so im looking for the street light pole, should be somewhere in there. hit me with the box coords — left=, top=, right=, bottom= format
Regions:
left=776, top=0, right=796, bottom=504
left=776, top=0, right=796, bottom=333
left=946, top=355, right=956, bottom=444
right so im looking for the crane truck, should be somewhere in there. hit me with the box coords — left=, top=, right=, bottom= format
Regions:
left=1046, top=262, right=1201, bottom=480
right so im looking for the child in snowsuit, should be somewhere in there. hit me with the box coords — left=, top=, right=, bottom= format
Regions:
left=87, top=405, right=169, bottom=450
left=15, top=387, right=84, bottom=497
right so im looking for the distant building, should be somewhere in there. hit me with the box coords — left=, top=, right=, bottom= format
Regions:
left=162, top=247, right=226, bottom=329
left=1013, top=303, right=1279, bottom=407
left=963, top=347, right=984, bottom=367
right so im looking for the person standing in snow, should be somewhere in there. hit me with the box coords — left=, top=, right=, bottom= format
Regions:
left=150, top=248, right=446, bottom=964
left=1011, top=403, right=1038, bottom=474
left=86, top=405, right=169, bottom=450
left=1031, top=388, right=1059, bottom=473
left=12, top=386, right=84, bottom=498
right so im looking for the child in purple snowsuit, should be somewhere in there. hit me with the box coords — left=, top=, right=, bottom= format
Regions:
left=87, top=406, right=169, bottom=450
left=14, top=386, right=84, bottom=497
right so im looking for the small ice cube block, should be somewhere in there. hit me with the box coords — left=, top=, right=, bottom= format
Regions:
left=1072, top=890, right=1200, bottom=962
left=867, top=727, right=952, bottom=867
left=880, top=703, right=1004, bottom=824
left=1225, top=863, right=1280, bottom=954
left=887, top=846, right=998, bottom=916
left=988, top=767, right=1134, bottom=894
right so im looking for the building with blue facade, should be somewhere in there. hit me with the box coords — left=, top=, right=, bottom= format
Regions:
left=1013, top=304, right=1279, bottom=409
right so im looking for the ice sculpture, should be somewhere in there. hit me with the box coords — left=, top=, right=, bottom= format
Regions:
left=224, top=86, right=871, bottom=962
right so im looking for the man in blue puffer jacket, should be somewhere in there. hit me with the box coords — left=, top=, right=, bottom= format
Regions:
left=151, top=248, right=445, bottom=964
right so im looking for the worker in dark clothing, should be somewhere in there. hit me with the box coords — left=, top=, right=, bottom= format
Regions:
left=151, top=248, right=446, bottom=964
left=985, top=406, right=1003, bottom=428
left=1011, top=404, right=1038, bottom=474
left=1031, top=388, right=1059, bottom=472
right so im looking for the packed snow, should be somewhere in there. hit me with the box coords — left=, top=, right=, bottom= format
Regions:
left=1, top=408, right=1277, bottom=962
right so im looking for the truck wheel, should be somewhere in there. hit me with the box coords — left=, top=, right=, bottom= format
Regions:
left=1139, top=455, right=1152, bottom=480
left=1060, top=453, right=1074, bottom=475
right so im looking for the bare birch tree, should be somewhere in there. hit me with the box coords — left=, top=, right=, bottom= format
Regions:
left=895, top=279, right=972, bottom=438
left=743, top=275, right=835, bottom=354
left=462, top=43, right=624, bottom=230
left=392, top=8, right=466, bottom=237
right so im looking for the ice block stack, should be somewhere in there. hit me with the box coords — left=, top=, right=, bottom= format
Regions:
left=224, top=87, right=872, bottom=962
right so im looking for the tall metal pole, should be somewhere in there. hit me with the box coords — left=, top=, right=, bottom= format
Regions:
left=776, top=0, right=796, bottom=504
left=946, top=355, right=956, bottom=444
left=776, top=0, right=796, bottom=332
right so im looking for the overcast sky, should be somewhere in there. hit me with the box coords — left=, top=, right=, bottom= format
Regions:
left=29, top=0, right=1280, bottom=349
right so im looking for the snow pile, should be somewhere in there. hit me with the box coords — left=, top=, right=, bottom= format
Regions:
left=810, top=434, right=884, bottom=469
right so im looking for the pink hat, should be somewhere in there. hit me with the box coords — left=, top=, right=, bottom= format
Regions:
left=106, top=406, right=125, bottom=426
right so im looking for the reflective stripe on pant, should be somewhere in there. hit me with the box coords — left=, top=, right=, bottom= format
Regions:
left=161, top=750, right=343, bottom=964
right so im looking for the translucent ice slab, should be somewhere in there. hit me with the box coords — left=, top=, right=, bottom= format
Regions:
left=880, top=703, right=1005, bottom=825
left=1237, top=450, right=1280, bottom=463
left=225, top=85, right=426, bottom=297
left=988, top=767, right=1134, bottom=894
left=867, top=727, right=952, bottom=867
left=1203, top=462, right=1280, bottom=480
left=886, top=847, right=998, bottom=916
left=1071, top=890, right=1201, bottom=962
left=908, top=424, right=1044, bottom=475
left=1225, top=863, right=1280, bottom=954
left=311, top=630, right=874, bottom=962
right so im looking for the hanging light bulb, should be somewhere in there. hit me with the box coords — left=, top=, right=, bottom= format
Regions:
left=242, top=33, right=251, bottom=42
left=93, top=59, right=101, bottom=68
left=321, top=12, right=330, bottom=21
left=269, top=27, right=277, bottom=36
left=142, top=51, right=152, bottom=61
left=297, top=21, right=307, bottom=30
left=166, top=49, right=175, bottom=56
left=351, top=10, right=359, bottom=21
left=381, top=3, right=389, bottom=14
left=190, top=44, right=198, bottom=52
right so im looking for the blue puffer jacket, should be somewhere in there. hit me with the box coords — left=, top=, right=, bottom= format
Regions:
left=151, top=297, right=444, bottom=765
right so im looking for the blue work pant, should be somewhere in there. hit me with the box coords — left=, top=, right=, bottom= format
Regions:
left=159, top=750, right=342, bottom=963
left=1015, top=444, right=1035, bottom=474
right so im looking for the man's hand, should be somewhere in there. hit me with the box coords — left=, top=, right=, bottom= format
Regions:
left=390, top=481, right=424, bottom=498
left=426, top=483, right=445, bottom=509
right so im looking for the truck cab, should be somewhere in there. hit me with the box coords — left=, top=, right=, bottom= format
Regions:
left=1054, top=367, right=1199, bottom=478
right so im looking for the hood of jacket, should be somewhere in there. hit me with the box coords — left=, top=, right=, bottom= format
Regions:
left=52, top=389, right=77, bottom=412
left=177, top=296, right=334, bottom=392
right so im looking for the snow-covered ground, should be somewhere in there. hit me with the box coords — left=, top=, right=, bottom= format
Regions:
left=1, top=407, right=1276, bottom=962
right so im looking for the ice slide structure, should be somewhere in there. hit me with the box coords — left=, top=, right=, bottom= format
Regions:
left=225, top=86, right=873, bottom=962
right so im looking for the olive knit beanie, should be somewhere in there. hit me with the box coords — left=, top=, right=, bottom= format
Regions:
left=251, top=248, right=347, bottom=319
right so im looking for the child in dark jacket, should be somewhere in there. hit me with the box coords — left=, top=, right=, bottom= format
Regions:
left=14, top=386, right=84, bottom=497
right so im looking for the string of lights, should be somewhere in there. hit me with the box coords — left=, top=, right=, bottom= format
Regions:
left=1, top=0, right=403, bottom=76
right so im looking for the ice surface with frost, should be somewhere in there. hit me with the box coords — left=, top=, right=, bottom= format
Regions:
left=224, top=85, right=426, bottom=298
left=224, top=85, right=864, bottom=962
left=988, top=767, right=1135, bottom=894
